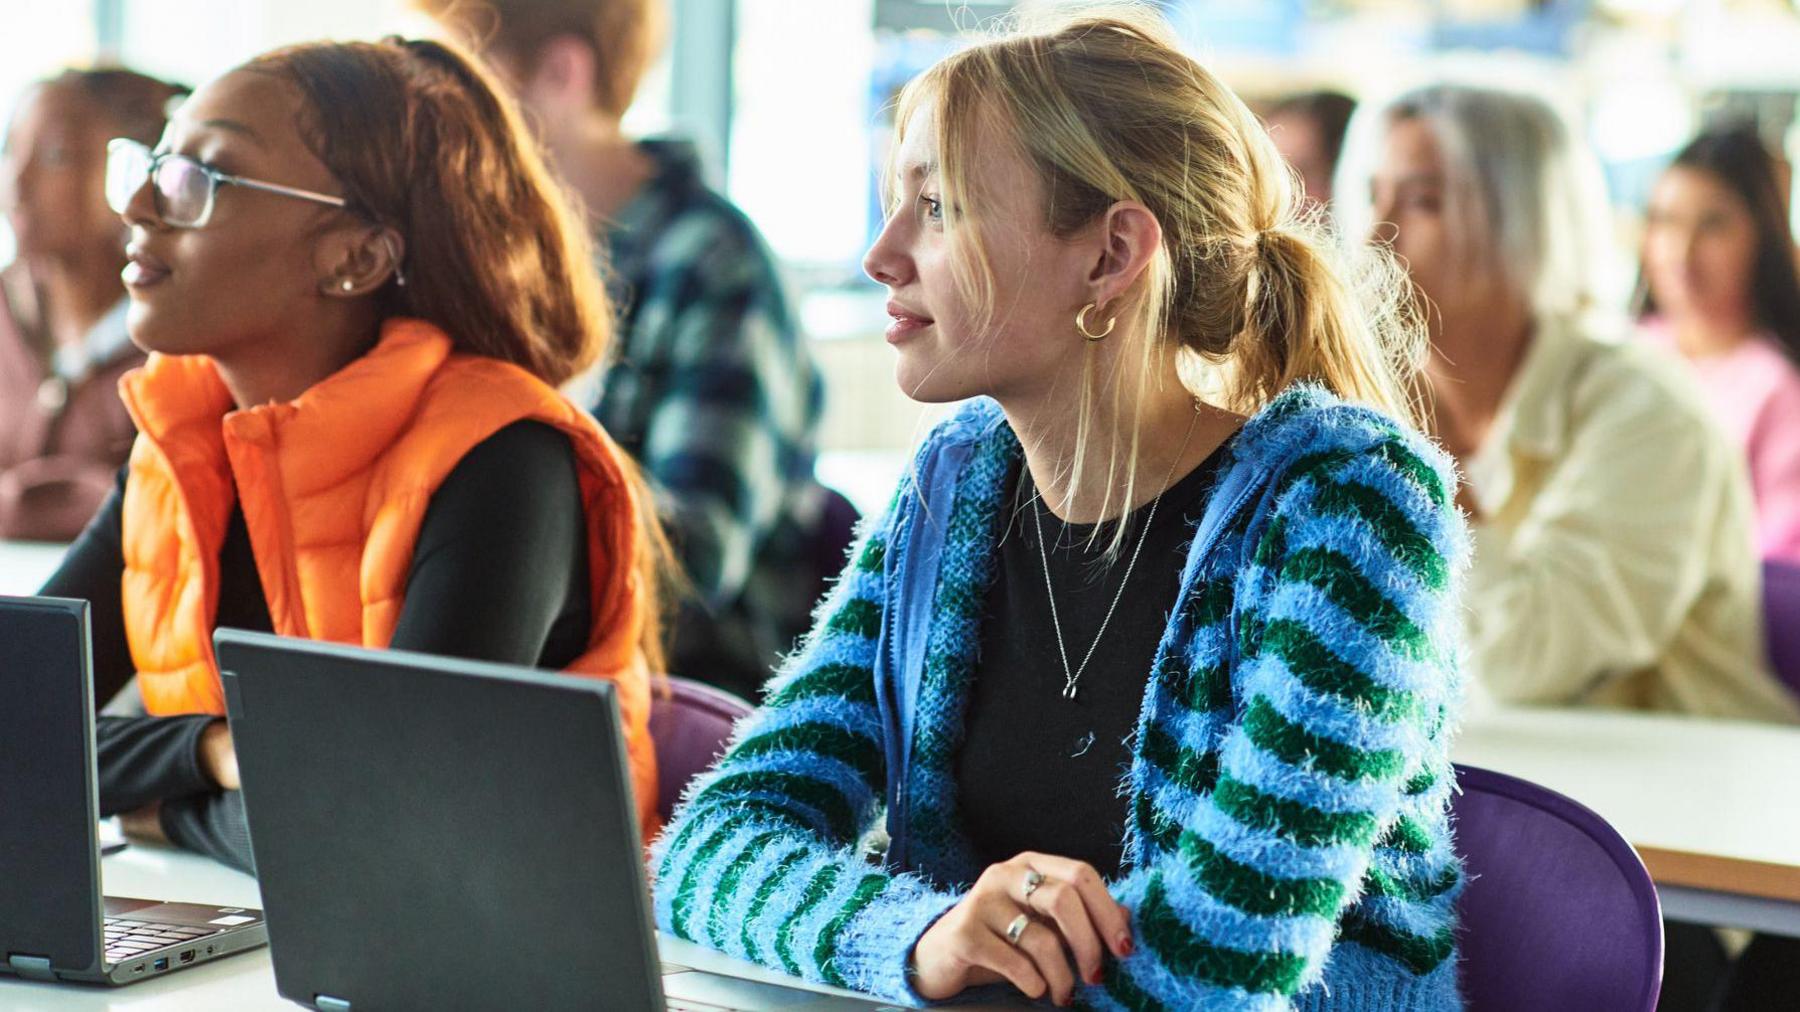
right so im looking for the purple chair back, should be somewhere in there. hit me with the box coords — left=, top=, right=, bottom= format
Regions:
left=647, top=677, right=753, bottom=821
left=1763, top=560, right=1800, bottom=697
left=1451, top=764, right=1662, bottom=1012
left=813, top=487, right=862, bottom=590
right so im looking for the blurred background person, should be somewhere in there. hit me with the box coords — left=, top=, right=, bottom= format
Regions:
left=1636, top=126, right=1800, bottom=563
left=0, top=68, right=185, bottom=541
left=1264, top=89, right=1356, bottom=212
left=414, top=0, right=831, bottom=702
left=1339, top=83, right=1800, bottom=723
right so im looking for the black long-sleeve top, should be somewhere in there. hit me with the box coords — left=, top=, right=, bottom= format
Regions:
left=956, top=445, right=1229, bottom=879
left=41, top=421, right=591, bottom=872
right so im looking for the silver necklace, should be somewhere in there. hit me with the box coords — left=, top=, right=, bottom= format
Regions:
left=1030, top=409, right=1200, bottom=701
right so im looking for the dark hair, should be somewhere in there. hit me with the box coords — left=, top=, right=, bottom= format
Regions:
left=244, top=37, right=607, bottom=387
left=243, top=36, right=671, bottom=671
left=48, top=67, right=190, bottom=144
left=1269, top=90, right=1357, bottom=170
left=410, top=0, right=666, bottom=119
left=1635, top=126, right=1800, bottom=360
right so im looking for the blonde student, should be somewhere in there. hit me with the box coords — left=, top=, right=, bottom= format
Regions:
left=655, top=10, right=1469, bottom=1009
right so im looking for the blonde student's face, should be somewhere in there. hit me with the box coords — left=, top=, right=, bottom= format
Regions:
left=1643, top=166, right=1759, bottom=325
left=862, top=104, right=1097, bottom=404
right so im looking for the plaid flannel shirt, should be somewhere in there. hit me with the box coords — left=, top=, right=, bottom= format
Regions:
left=593, top=139, right=826, bottom=699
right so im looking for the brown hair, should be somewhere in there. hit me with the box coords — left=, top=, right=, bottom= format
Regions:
left=1634, top=125, right=1800, bottom=361
left=48, top=66, right=189, bottom=144
left=246, top=37, right=606, bottom=386
left=1268, top=90, right=1357, bottom=172
left=245, top=36, right=671, bottom=670
left=411, top=0, right=667, bottom=119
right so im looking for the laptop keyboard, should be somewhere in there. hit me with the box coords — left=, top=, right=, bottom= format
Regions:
left=102, top=918, right=215, bottom=964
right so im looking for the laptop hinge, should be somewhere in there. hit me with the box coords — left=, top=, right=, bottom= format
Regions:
left=6, top=954, right=57, bottom=982
left=315, top=995, right=352, bottom=1012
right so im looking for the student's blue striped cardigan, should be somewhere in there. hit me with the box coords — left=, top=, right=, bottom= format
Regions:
left=652, top=386, right=1470, bottom=1010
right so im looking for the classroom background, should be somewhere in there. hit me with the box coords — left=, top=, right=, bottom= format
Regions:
left=7, top=0, right=1799, bottom=514
left=6, top=1, right=1800, bottom=1010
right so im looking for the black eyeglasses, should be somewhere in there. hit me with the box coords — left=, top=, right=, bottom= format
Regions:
left=105, top=137, right=348, bottom=229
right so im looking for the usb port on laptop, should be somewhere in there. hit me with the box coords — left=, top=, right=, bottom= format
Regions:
left=152, top=957, right=168, bottom=971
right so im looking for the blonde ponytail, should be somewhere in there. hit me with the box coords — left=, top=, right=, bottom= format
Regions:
left=1238, top=225, right=1424, bottom=426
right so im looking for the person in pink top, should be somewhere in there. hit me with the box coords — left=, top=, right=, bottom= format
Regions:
left=1637, top=126, right=1800, bottom=562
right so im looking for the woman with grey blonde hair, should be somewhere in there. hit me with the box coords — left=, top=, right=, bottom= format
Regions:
left=655, top=8, right=1470, bottom=1009
left=1337, top=83, right=1798, bottom=723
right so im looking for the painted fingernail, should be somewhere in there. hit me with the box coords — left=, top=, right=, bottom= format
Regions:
left=1087, top=966, right=1104, bottom=985
left=1117, top=934, right=1134, bottom=956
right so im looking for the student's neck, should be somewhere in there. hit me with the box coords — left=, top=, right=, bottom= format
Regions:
left=20, top=247, right=127, bottom=350
left=1004, top=361, right=1239, bottom=525
left=214, top=311, right=381, bottom=410
left=540, top=113, right=654, bottom=223
left=1671, top=309, right=1756, bottom=360
left=1426, top=293, right=1534, bottom=461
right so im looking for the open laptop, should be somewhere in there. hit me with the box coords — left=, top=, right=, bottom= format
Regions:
left=0, top=596, right=268, bottom=985
left=215, top=629, right=906, bottom=1011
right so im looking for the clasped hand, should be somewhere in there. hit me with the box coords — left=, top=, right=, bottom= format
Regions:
left=910, top=852, right=1134, bottom=1007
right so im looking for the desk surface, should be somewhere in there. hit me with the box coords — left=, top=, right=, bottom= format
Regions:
left=0, top=540, right=66, bottom=596
left=0, top=846, right=885, bottom=1010
left=1455, top=705, right=1800, bottom=905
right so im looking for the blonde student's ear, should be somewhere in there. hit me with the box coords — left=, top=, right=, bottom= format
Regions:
left=1084, top=200, right=1162, bottom=310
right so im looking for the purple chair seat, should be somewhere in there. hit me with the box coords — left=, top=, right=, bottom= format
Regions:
left=647, top=676, right=753, bottom=821
left=1451, top=764, right=1662, bottom=1011
left=1763, top=559, right=1800, bottom=697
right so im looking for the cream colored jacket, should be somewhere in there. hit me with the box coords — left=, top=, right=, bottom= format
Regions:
left=1463, top=314, right=1800, bottom=723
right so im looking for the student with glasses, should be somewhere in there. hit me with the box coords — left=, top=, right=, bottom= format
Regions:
left=36, top=36, right=672, bottom=872
left=654, top=12, right=1467, bottom=1009
left=0, top=69, right=186, bottom=541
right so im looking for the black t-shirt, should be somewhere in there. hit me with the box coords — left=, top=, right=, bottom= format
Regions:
left=955, top=443, right=1230, bottom=879
left=40, top=420, right=592, bottom=871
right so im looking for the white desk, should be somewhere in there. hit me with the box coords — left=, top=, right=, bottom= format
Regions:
left=0, top=846, right=892, bottom=1010
left=0, top=540, right=67, bottom=595
left=1456, top=705, right=1800, bottom=936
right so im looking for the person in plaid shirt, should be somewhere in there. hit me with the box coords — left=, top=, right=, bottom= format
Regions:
left=416, top=0, right=827, bottom=699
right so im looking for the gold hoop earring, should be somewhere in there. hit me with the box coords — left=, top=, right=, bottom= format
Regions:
left=1076, top=302, right=1115, bottom=342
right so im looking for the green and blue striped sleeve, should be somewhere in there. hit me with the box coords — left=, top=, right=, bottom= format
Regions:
left=1096, top=434, right=1467, bottom=1010
left=651, top=498, right=959, bottom=1003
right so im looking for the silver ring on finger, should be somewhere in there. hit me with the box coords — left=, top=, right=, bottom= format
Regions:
left=1022, top=868, right=1045, bottom=905
left=1005, top=913, right=1031, bottom=947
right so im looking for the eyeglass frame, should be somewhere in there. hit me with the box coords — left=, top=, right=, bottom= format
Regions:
left=106, top=137, right=350, bottom=229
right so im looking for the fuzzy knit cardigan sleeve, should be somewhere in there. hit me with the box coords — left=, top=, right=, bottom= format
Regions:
left=649, top=488, right=962, bottom=1002
left=1096, top=435, right=1466, bottom=1011
left=651, top=415, right=1466, bottom=1008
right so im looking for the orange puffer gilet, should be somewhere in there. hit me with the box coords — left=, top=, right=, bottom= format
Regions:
left=116, top=319, right=659, bottom=836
